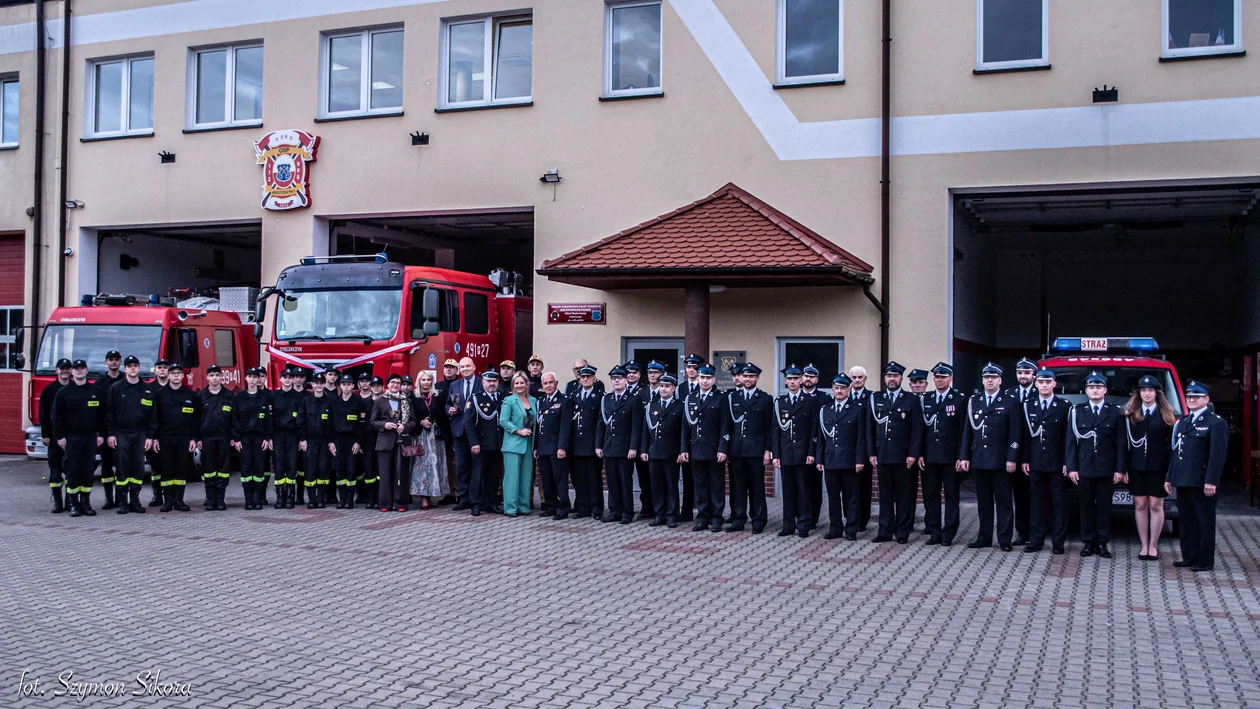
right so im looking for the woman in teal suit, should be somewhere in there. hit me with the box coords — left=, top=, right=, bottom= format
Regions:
left=499, top=372, right=538, bottom=516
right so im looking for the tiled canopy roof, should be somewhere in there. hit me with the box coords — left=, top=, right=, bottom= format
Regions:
left=537, top=183, right=873, bottom=289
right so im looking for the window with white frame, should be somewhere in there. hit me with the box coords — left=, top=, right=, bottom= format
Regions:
left=1164, top=0, right=1242, bottom=58
left=775, top=338, right=844, bottom=396
left=0, top=307, right=24, bottom=372
left=776, top=0, right=843, bottom=85
left=188, top=43, right=263, bottom=128
left=604, top=1, right=662, bottom=97
left=976, top=0, right=1048, bottom=70
left=86, top=54, right=155, bottom=137
left=440, top=13, right=532, bottom=108
left=319, top=26, right=403, bottom=118
left=1, top=77, right=17, bottom=147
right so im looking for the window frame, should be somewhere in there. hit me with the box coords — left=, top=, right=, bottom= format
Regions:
left=84, top=53, right=156, bottom=139
left=775, top=0, right=844, bottom=86
left=0, top=306, right=23, bottom=372
left=317, top=25, right=404, bottom=119
left=974, top=0, right=1049, bottom=72
left=0, top=75, right=18, bottom=147
left=773, top=337, right=844, bottom=396
left=438, top=12, right=533, bottom=109
left=1162, top=0, right=1243, bottom=59
left=463, top=292, right=489, bottom=336
left=213, top=329, right=237, bottom=367
left=603, top=0, right=664, bottom=99
left=185, top=41, right=264, bottom=130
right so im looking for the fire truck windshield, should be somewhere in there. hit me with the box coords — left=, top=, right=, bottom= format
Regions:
left=35, top=324, right=163, bottom=376
left=1051, top=366, right=1183, bottom=415
left=275, top=288, right=402, bottom=342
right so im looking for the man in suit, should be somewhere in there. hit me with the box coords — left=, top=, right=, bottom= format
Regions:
left=434, top=359, right=460, bottom=503
left=560, top=364, right=603, bottom=519
left=1021, top=368, right=1070, bottom=554
left=641, top=373, right=685, bottom=528
left=848, top=365, right=874, bottom=529
left=772, top=365, right=817, bottom=539
left=867, top=362, right=923, bottom=544
left=681, top=363, right=726, bottom=532
left=596, top=365, right=641, bottom=523
left=1066, top=371, right=1126, bottom=559
left=465, top=370, right=503, bottom=516
left=447, top=357, right=481, bottom=511
left=634, top=361, right=668, bottom=519
left=815, top=373, right=866, bottom=539
left=535, top=372, right=569, bottom=519
left=960, top=363, right=1022, bottom=551
left=1167, top=380, right=1229, bottom=572
left=800, top=363, right=825, bottom=530
left=1006, top=358, right=1038, bottom=545
left=720, top=363, right=773, bottom=534
left=919, top=362, right=964, bottom=546
left=675, top=353, right=705, bottom=522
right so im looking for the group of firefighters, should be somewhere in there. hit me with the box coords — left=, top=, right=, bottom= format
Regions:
left=40, top=350, right=1228, bottom=571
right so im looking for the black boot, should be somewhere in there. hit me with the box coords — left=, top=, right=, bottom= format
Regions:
left=273, top=485, right=284, bottom=510
left=295, top=483, right=305, bottom=505
left=161, top=486, right=176, bottom=512
left=204, top=485, right=215, bottom=510
left=148, top=482, right=163, bottom=508
left=174, top=486, right=190, bottom=511
left=102, top=482, right=117, bottom=510
left=68, top=491, right=82, bottom=517
left=306, top=485, right=318, bottom=509
left=129, top=487, right=146, bottom=513
left=316, top=486, right=327, bottom=509
left=79, top=492, right=96, bottom=516
left=285, top=485, right=295, bottom=509
left=51, top=486, right=65, bottom=514
left=214, top=486, right=227, bottom=511
left=245, top=484, right=257, bottom=510
left=261, top=480, right=271, bottom=506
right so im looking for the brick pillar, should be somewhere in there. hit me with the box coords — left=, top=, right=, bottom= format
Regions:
left=683, top=283, right=710, bottom=364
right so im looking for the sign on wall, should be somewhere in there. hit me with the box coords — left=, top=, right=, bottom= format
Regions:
left=713, top=350, right=746, bottom=390
left=547, top=302, right=606, bottom=324
left=254, top=129, right=320, bottom=211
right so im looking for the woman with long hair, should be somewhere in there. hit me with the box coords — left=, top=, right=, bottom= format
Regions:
left=410, top=371, right=450, bottom=509
left=499, top=371, right=538, bottom=517
left=1122, top=376, right=1175, bottom=560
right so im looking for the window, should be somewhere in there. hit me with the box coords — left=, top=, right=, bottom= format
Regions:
left=775, top=338, right=844, bottom=395
left=1, top=77, right=17, bottom=147
left=213, top=329, right=236, bottom=367
left=776, top=0, right=843, bottom=85
left=439, top=13, right=532, bottom=108
left=319, top=26, right=403, bottom=118
left=409, top=287, right=459, bottom=338
left=35, top=324, right=162, bottom=376
left=86, top=54, right=155, bottom=137
left=463, top=292, right=489, bottom=335
left=188, top=43, right=263, bottom=128
left=604, top=1, right=662, bottom=97
left=976, top=0, right=1048, bottom=70
left=175, top=328, right=200, bottom=369
left=0, top=307, right=23, bottom=371
left=1164, top=0, right=1242, bottom=58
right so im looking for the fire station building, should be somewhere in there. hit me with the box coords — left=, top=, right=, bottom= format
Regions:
left=2, top=0, right=1260, bottom=460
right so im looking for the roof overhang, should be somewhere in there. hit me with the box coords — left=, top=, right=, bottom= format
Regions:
left=534, top=266, right=874, bottom=290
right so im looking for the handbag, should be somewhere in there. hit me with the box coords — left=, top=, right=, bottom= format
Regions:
left=401, top=437, right=424, bottom=458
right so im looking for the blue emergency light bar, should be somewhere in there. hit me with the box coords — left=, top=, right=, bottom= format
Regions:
left=1051, top=337, right=1159, bottom=353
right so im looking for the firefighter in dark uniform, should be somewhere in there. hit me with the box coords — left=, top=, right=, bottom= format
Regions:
left=41, top=359, right=73, bottom=513
left=1020, top=368, right=1070, bottom=554
left=1066, top=370, right=1126, bottom=558
left=144, top=358, right=170, bottom=508
left=232, top=367, right=274, bottom=511
left=1167, top=380, right=1229, bottom=572
left=358, top=374, right=381, bottom=505
left=271, top=367, right=304, bottom=510
left=631, top=360, right=657, bottom=519
left=535, top=373, right=569, bottom=519
left=959, top=363, right=1021, bottom=551
left=526, top=355, right=545, bottom=399
left=720, top=363, right=773, bottom=534
left=596, top=365, right=641, bottom=524
left=675, top=353, right=705, bottom=522
left=866, top=361, right=923, bottom=544
left=53, top=360, right=106, bottom=517
left=564, top=359, right=606, bottom=397
left=152, top=363, right=199, bottom=512
left=681, top=363, right=726, bottom=532
left=772, top=365, right=817, bottom=539
left=106, top=355, right=155, bottom=514
left=93, top=349, right=124, bottom=510
left=641, top=373, right=685, bottom=527
left=815, top=373, right=866, bottom=540
left=465, top=371, right=504, bottom=516
left=298, top=375, right=334, bottom=509
left=560, top=364, right=603, bottom=519
left=1006, top=358, right=1037, bottom=545
left=800, top=363, right=826, bottom=530
left=198, top=365, right=234, bottom=511
left=331, top=374, right=369, bottom=509
left=847, top=367, right=873, bottom=529
left=918, top=362, right=964, bottom=546
left=292, top=368, right=312, bottom=506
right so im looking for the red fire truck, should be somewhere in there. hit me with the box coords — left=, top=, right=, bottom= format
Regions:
left=257, top=255, right=532, bottom=385
left=22, top=294, right=258, bottom=458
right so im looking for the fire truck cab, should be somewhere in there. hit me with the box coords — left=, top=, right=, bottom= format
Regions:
left=23, top=294, right=258, bottom=458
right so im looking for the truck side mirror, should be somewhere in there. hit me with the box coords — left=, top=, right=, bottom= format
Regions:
left=423, top=321, right=439, bottom=337
left=12, top=326, right=25, bottom=370
left=13, top=353, right=24, bottom=370
left=422, top=288, right=439, bottom=321
left=253, top=323, right=264, bottom=340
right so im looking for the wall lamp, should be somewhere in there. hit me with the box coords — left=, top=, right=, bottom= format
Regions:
left=64, top=199, right=84, bottom=209
left=411, top=131, right=429, bottom=146
left=159, top=151, right=175, bottom=164
left=539, top=169, right=561, bottom=184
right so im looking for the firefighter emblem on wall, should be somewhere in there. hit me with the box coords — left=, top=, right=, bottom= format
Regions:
left=254, top=129, right=321, bottom=211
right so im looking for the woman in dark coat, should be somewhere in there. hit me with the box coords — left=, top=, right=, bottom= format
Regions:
left=1122, top=375, right=1175, bottom=560
left=370, top=374, right=416, bottom=512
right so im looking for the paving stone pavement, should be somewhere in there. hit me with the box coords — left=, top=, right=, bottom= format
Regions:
left=3, top=457, right=1260, bottom=708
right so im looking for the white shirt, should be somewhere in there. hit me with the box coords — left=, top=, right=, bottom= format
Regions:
left=1039, top=395, right=1054, bottom=410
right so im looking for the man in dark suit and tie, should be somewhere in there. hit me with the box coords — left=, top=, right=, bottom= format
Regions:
left=1167, top=380, right=1229, bottom=572
left=866, top=361, right=923, bottom=544
left=681, top=364, right=726, bottom=532
left=596, top=365, right=641, bottom=523
left=640, top=373, right=685, bottom=527
left=1020, top=368, right=1070, bottom=554
left=960, top=362, right=1022, bottom=552
left=815, top=373, right=866, bottom=539
left=1066, top=371, right=1126, bottom=559
left=1005, top=358, right=1038, bottom=545
left=720, top=363, right=773, bottom=534
left=447, top=357, right=482, bottom=511
left=918, top=362, right=964, bottom=546
left=772, top=364, right=817, bottom=539
left=560, top=364, right=603, bottom=519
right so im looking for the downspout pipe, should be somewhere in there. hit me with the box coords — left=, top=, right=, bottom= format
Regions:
left=30, top=0, right=46, bottom=361
left=879, top=0, right=892, bottom=368
left=55, top=0, right=70, bottom=307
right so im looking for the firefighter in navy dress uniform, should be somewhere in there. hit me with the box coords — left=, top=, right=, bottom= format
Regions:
left=1167, top=381, right=1229, bottom=572
left=633, top=361, right=665, bottom=519
left=41, top=359, right=72, bottom=513
left=559, top=365, right=603, bottom=519
left=153, top=363, right=200, bottom=512
left=640, top=373, right=685, bottom=527
left=866, top=361, right=923, bottom=544
left=53, top=360, right=106, bottom=517
left=596, top=365, right=642, bottom=523
left=720, top=363, right=773, bottom=534
left=1020, top=368, right=1070, bottom=554
left=960, top=363, right=1022, bottom=551
left=681, top=364, right=726, bottom=532
left=198, top=366, right=234, bottom=511
left=1123, top=374, right=1175, bottom=561
left=1066, top=371, right=1126, bottom=559
left=772, top=365, right=817, bottom=539
left=106, top=355, right=155, bottom=515
left=918, top=363, right=964, bottom=546
left=535, top=373, right=570, bottom=519
left=1005, top=358, right=1038, bottom=545
left=815, top=373, right=866, bottom=540
left=466, top=371, right=504, bottom=516
left=799, top=363, right=826, bottom=530
left=676, top=353, right=705, bottom=522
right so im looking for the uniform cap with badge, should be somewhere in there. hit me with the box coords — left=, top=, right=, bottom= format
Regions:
left=339, top=374, right=355, bottom=384
left=578, top=365, right=597, bottom=377
left=780, top=364, right=802, bottom=377
left=981, top=362, right=1003, bottom=376
left=883, top=361, right=906, bottom=375
left=358, top=371, right=373, bottom=381
left=1137, top=374, right=1161, bottom=390
left=499, top=360, right=515, bottom=369
left=1015, top=358, right=1038, bottom=371
left=907, top=369, right=928, bottom=381
left=443, top=359, right=459, bottom=368
left=1185, top=380, right=1209, bottom=396
left=684, top=353, right=705, bottom=366
left=206, top=365, right=222, bottom=374
left=168, top=362, right=184, bottom=372
left=370, top=376, right=384, bottom=386
left=56, top=358, right=72, bottom=369
left=645, top=361, right=665, bottom=373
left=697, top=364, right=716, bottom=377
left=802, top=363, right=820, bottom=376
left=1084, top=371, right=1107, bottom=386
left=742, top=363, right=763, bottom=376
left=609, top=365, right=628, bottom=378
left=71, top=359, right=88, bottom=369
left=123, top=355, right=140, bottom=366
left=106, top=350, right=122, bottom=360
left=832, top=373, right=852, bottom=386
left=527, top=354, right=543, bottom=365
left=155, top=358, right=170, bottom=367
left=481, top=370, right=500, bottom=381
left=659, top=373, right=678, bottom=385
left=931, top=362, right=954, bottom=376
left=624, top=360, right=641, bottom=373
left=1035, top=368, right=1056, bottom=380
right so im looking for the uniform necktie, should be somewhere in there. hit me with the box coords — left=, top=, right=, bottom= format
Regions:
left=986, top=395, right=993, bottom=407
left=1093, top=404, right=1100, bottom=416
left=834, top=403, right=840, bottom=414
left=936, top=393, right=943, bottom=405
left=1042, top=400, right=1049, bottom=412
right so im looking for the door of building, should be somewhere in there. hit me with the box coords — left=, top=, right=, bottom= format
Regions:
left=0, top=233, right=25, bottom=453
left=775, top=337, right=845, bottom=395
left=622, top=338, right=684, bottom=376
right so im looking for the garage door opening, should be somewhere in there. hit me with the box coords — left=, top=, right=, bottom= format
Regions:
left=952, top=180, right=1260, bottom=483
left=95, top=220, right=263, bottom=297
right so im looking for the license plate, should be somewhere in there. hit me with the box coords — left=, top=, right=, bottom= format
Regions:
left=1112, top=490, right=1133, bottom=505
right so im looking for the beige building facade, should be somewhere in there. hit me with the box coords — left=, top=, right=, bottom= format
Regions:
left=2, top=0, right=1260, bottom=425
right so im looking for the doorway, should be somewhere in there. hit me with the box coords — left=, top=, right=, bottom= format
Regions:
left=622, top=338, right=684, bottom=375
